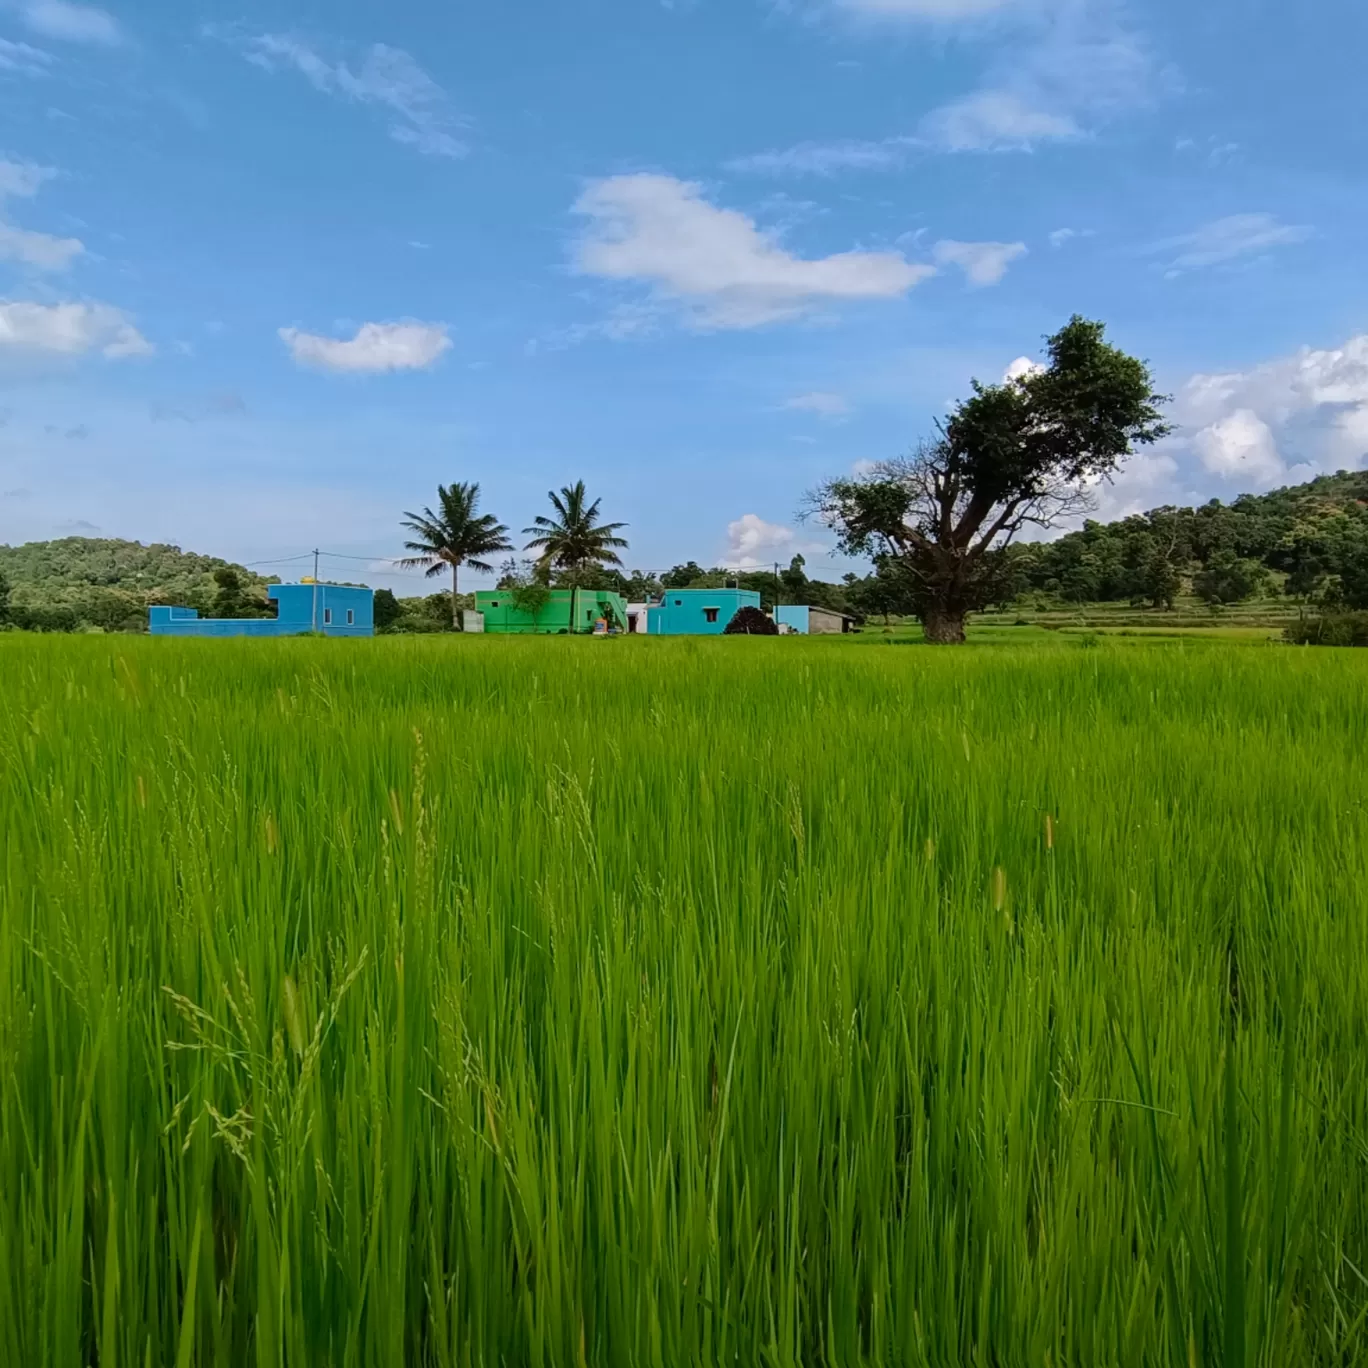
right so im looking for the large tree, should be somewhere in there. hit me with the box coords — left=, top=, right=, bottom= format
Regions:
left=399, top=482, right=513, bottom=629
left=523, top=481, right=628, bottom=632
left=810, top=316, right=1169, bottom=643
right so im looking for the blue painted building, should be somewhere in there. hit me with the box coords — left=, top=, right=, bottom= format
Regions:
left=149, top=583, right=374, bottom=637
left=775, top=605, right=855, bottom=635
left=646, top=587, right=761, bottom=635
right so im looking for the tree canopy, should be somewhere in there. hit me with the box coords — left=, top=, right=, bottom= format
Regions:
left=0, top=537, right=272, bottom=632
left=812, top=316, right=1169, bottom=641
left=523, top=481, right=629, bottom=574
left=398, top=482, right=513, bottom=628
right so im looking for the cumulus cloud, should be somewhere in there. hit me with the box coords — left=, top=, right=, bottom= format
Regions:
left=573, top=173, right=934, bottom=329
left=224, top=32, right=467, bottom=158
left=0, top=300, right=152, bottom=357
left=1088, top=451, right=1183, bottom=521
left=784, top=391, right=852, bottom=419
left=15, top=1, right=121, bottom=45
left=1148, top=213, right=1312, bottom=275
left=1174, top=334, right=1368, bottom=487
left=279, top=320, right=452, bottom=373
left=1003, top=355, right=1046, bottom=383
left=932, top=238, right=1027, bottom=285
left=725, top=513, right=826, bottom=569
left=1190, top=410, right=1285, bottom=484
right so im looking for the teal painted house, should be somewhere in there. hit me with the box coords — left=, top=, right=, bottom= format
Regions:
left=149, top=583, right=374, bottom=637
left=646, top=587, right=761, bottom=635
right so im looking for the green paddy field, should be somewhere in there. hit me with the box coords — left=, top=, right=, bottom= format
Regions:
left=1, top=633, right=1365, bottom=1366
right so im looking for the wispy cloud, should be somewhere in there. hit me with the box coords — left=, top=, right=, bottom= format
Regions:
left=920, top=13, right=1156, bottom=152
left=727, top=136, right=915, bottom=177
left=732, top=6, right=1156, bottom=173
left=0, top=35, right=54, bottom=73
left=919, top=89, right=1080, bottom=152
left=834, top=0, right=1030, bottom=14
left=215, top=30, right=468, bottom=159
left=1148, top=213, right=1312, bottom=275
left=14, top=1, right=121, bottom=46
left=0, top=158, right=84, bottom=271
left=0, top=221, right=83, bottom=269
left=783, top=391, right=852, bottom=418
left=573, top=173, right=934, bottom=330
left=932, top=238, right=1027, bottom=285
left=279, top=320, right=452, bottom=373
left=1048, top=226, right=1090, bottom=247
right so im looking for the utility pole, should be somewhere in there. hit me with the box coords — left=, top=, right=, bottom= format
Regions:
left=312, top=549, right=320, bottom=633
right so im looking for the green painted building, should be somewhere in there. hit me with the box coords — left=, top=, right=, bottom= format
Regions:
left=474, top=588, right=628, bottom=635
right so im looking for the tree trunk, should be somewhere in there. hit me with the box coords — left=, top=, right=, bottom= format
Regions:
left=921, top=605, right=967, bottom=644
left=451, top=563, right=462, bottom=631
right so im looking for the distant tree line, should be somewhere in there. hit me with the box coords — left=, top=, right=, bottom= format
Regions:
left=1005, top=471, right=1368, bottom=611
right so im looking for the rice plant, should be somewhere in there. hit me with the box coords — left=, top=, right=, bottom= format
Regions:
left=0, top=633, right=1365, bottom=1366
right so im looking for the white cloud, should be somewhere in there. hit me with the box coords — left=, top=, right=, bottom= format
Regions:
left=920, top=91, right=1079, bottom=152
left=1088, top=451, right=1183, bottom=521
left=1149, top=213, right=1312, bottom=275
left=0, top=157, right=53, bottom=200
left=16, top=1, right=121, bottom=45
left=1174, top=334, right=1368, bottom=486
left=0, top=300, right=152, bottom=358
left=1191, top=410, right=1284, bottom=484
left=0, top=37, right=54, bottom=74
left=835, top=0, right=1028, bottom=16
left=726, top=137, right=914, bottom=176
left=732, top=13, right=1149, bottom=171
left=279, top=320, right=452, bottom=373
left=230, top=33, right=467, bottom=159
left=918, top=16, right=1154, bottom=152
left=784, top=391, right=851, bottom=418
left=932, top=238, right=1027, bottom=286
left=725, top=513, right=826, bottom=569
left=0, top=156, right=84, bottom=271
left=0, top=221, right=83, bottom=269
left=573, top=173, right=934, bottom=329
left=1049, top=226, right=1088, bottom=247
left=1003, top=355, right=1045, bottom=383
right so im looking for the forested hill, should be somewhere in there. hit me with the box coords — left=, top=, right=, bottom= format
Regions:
left=1012, top=470, right=1368, bottom=607
left=0, top=538, right=269, bottom=632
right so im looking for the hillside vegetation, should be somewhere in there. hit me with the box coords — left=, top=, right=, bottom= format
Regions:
left=0, top=538, right=271, bottom=633
left=1009, top=470, right=1368, bottom=610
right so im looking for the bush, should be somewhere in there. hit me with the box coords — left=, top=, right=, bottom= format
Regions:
left=723, top=606, right=778, bottom=636
left=1284, top=612, right=1368, bottom=647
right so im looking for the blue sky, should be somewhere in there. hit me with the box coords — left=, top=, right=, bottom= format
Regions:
left=1, top=0, right=1365, bottom=590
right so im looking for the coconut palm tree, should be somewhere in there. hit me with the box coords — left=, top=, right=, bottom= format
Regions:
left=523, top=481, right=629, bottom=634
left=398, top=482, right=512, bottom=629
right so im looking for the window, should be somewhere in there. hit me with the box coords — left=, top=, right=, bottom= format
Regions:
left=346, top=609, right=355, bottom=625
left=323, top=608, right=332, bottom=625
left=674, top=599, right=683, bottom=606
left=704, top=607, right=719, bottom=624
